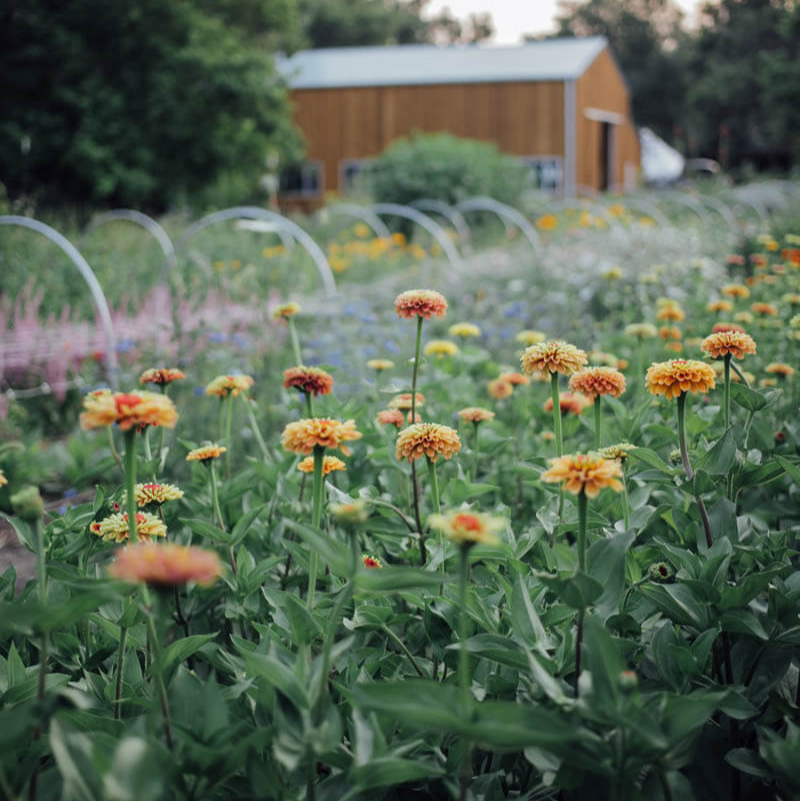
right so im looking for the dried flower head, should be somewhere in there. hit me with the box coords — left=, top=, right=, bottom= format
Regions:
left=521, top=340, right=588, bottom=377
left=367, top=359, right=395, bottom=370
left=394, top=289, right=447, bottom=319
left=429, top=511, right=504, bottom=546
left=109, top=542, right=222, bottom=586
left=516, top=330, right=547, bottom=346
left=597, top=442, right=637, bottom=462
left=389, top=393, right=425, bottom=410
left=543, top=392, right=591, bottom=415
left=541, top=453, right=624, bottom=497
left=458, top=407, right=495, bottom=423
left=423, top=339, right=459, bottom=357
left=140, top=368, right=186, bottom=385
left=488, top=377, right=514, bottom=399
left=765, top=363, right=795, bottom=377
left=282, top=366, right=334, bottom=397
left=449, top=323, right=481, bottom=338
left=625, top=323, right=657, bottom=339
left=90, top=511, right=167, bottom=543
left=205, top=374, right=254, bottom=398
left=752, top=302, right=778, bottom=317
left=396, top=423, right=461, bottom=463
left=282, top=418, right=362, bottom=455
left=186, top=444, right=227, bottom=462
left=499, top=372, right=530, bottom=386
left=722, top=284, right=750, bottom=299
left=80, top=391, right=178, bottom=432
left=568, top=367, right=626, bottom=400
left=646, top=359, right=716, bottom=399
left=297, top=455, right=347, bottom=475
left=130, top=483, right=184, bottom=507
left=701, top=331, right=757, bottom=360
left=272, top=302, right=301, bottom=319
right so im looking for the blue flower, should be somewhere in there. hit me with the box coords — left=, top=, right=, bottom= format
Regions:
left=383, top=340, right=400, bottom=355
left=115, top=338, right=137, bottom=353
left=193, top=386, right=205, bottom=396
left=63, top=488, right=77, bottom=498
left=208, top=332, right=228, bottom=343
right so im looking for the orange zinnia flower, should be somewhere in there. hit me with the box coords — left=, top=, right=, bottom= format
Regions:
left=656, top=304, right=686, bottom=322
left=377, top=409, right=421, bottom=427
left=394, top=289, right=447, bottom=319
left=429, top=511, right=504, bottom=545
left=140, top=368, right=186, bottom=385
left=297, top=455, right=347, bottom=474
left=752, top=302, right=778, bottom=317
left=458, top=407, right=495, bottom=423
left=272, top=302, right=301, bottom=319
left=645, top=359, right=716, bottom=399
left=659, top=326, right=682, bottom=340
left=80, top=391, right=178, bottom=432
left=186, top=444, right=226, bottom=462
left=396, top=423, right=461, bottom=463
left=543, top=392, right=591, bottom=415
left=721, top=284, right=750, bottom=299
left=765, top=363, right=795, bottom=377
left=568, top=367, right=626, bottom=400
left=109, top=542, right=222, bottom=586
left=488, top=377, right=514, bottom=399
left=712, top=322, right=745, bottom=334
left=521, top=340, right=588, bottom=377
left=281, top=418, right=362, bottom=455
left=205, top=374, right=254, bottom=398
left=707, top=300, right=733, bottom=314
left=701, top=331, right=757, bottom=360
left=499, top=371, right=530, bottom=386
left=282, top=366, right=334, bottom=397
left=541, top=453, right=624, bottom=498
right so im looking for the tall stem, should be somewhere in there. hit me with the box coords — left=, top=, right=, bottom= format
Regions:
left=157, top=385, right=168, bottom=471
left=307, top=446, right=325, bottom=609
left=427, top=457, right=443, bottom=583
left=381, top=624, right=426, bottom=677
left=551, top=372, right=564, bottom=521
left=224, top=395, right=233, bottom=479
left=209, top=462, right=235, bottom=573
left=114, top=626, right=128, bottom=720
left=108, top=427, right=123, bottom=473
left=621, top=466, right=631, bottom=531
left=304, top=392, right=314, bottom=418
left=593, top=396, right=602, bottom=449
left=472, top=422, right=480, bottom=482
left=245, top=399, right=271, bottom=462
left=575, top=490, right=588, bottom=696
left=288, top=317, right=303, bottom=366
left=457, top=546, right=473, bottom=801
left=723, top=355, right=731, bottom=430
left=143, top=589, right=173, bottom=751
left=676, top=393, right=713, bottom=548
left=411, top=316, right=423, bottom=421
left=410, top=461, right=426, bottom=564
left=123, top=430, right=139, bottom=544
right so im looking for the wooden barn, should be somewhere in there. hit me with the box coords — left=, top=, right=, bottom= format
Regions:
left=276, top=36, right=640, bottom=203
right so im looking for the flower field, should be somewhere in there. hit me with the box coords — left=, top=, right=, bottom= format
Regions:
left=2, top=187, right=800, bottom=800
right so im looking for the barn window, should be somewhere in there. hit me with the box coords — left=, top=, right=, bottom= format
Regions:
left=279, top=161, right=323, bottom=197
left=520, top=157, right=563, bottom=193
left=340, top=159, right=373, bottom=195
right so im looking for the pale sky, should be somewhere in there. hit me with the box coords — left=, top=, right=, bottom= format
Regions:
left=425, top=0, right=703, bottom=44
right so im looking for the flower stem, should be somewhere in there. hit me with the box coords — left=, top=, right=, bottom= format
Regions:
left=381, top=624, right=426, bottom=677
left=723, top=354, right=731, bottom=430
left=410, top=461, right=426, bottom=564
left=108, top=427, right=123, bottom=474
left=551, top=372, right=564, bottom=521
left=143, top=589, right=174, bottom=751
left=305, top=392, right=313, bottom=419
left=411, top=316, right=423, bottom=421
left=288, top=317, right=303, bottom=366
left=621, top=466, right=631, bottom=531
left=593, top=396, right=602, bottom=449
left=457, top=545, right=473, bottom=801
left=224, top=395, right=233, bottom=479
left=245, top=399, right=271, bottom=462
left=575, top=490, right=588, bottom=696
left=114, top=626, right=128, bottom=720
left=472, top=421, right=480, bottom=482
left=157, top=385, right=168, bottom=471
left=307, top=446, right=325, bottom=609
left=676, top=393, right=713, bottom=548
left=209, top=462, right=235, bottom=573
left=427, top=457, right=443, bottom=582
left=123, top=430, right=139, bottom=544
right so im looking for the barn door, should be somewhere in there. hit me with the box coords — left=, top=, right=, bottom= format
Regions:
left=599, top=122, right=612, bottom=191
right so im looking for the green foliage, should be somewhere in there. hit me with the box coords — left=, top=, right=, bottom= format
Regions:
left=369, top=132, right=529, bottom=209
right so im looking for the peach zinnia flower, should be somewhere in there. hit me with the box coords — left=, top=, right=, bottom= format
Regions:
left=521, top=340, right=588, bottom=377
left=568, top=367, right=626, bottom=400
left=377, top=409, right=422, bottom=427
left=394, top=289, right=447, bottom=319
left=722, top=284, right=750, bottom=299
left=281, top=418, right=362, bottom=455
left=367, top=359, right=395, bottom=370
left=752, top=302, right=778, bottom=317
left=712, top=322, right=745, bottom=334
left=396, top=423, right=461, bottom=462
left=109, top=542, right=222, bottom=586
left=90, top=511, right=167, bottom=543
left=140, top=368, right=186, bottom=385
left=282, top=366, right=334, bottom=397
left=707, top=300, right=733, bottom=314
left=656, top=304, right=686, bottom=322
left=458, top=407, right=495, bottom=423
left=543, top=392, right=591, bottom=415
left=186, top=444, right=226, bottom=462
left=80, top=391, right=178, bottom=432
left=625, top=323, right=657, bottom=339
left=499, top=372, right=530, bottom=386
left=701, top=331, right=757, bottom=360
left=659, top=326, right=682, bottom=341
left=131, top=483, right=184, bottom=506
left=429, top=511, right=504, bottom=545
left=297, top=455, right=347, bottom=475
left=424, top=339, right=459, bottom=357
left=389, top=393, right=425, bottom=410
left=205, top=374, right=254, bottom=398
left=488, top=377, right=514, bottom=399
left=516, top=330, right=546, bottom=346
left=665, top=342, right=683, bottom=353
left=765, top=363, right=795, bottom=377
left=645, top=359, right=716, bottom=399
left=272, top=302, right=301, bottom=319
left=541, top=453, right=624, bottom=498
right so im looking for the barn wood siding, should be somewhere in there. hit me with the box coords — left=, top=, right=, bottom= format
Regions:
left=290, top=81, right=565, bottom=193
left=574, top=48, right=640, bottom=191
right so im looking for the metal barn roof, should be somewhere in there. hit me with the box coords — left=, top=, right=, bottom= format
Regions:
left=277, top=37, right=608, bottom=90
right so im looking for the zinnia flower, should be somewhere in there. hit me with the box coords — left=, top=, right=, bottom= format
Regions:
left=625, top=323, right=657, bottom=339
left=541, top=453, right=624, bottom=497
left=282, top=366, right=334, bottom=396
left=429, top=511, right=504, bottom=545
left=712, top=322, right=745, bottom=334
left=734, top=311, right=754, bottom=324
left=765, top=363, right=795, bottom=377
left=363, top=555, right=383, bottom=569
left=377, top=409, right=422, bottom=427
left=701, top=331, right=757, bottom=360
left=389, top=393, right=425, bottom=410
left=568, top=367, right=626, bottom=400
left=205, top=374, right=254, bottom=398
left=488, top=378, right=514, bottom=399
left=109, top=542, right=222, bottom=586
left=782, top=293, right=800, bottom=306
left=423, top=339, right=459, bottom=357
left=282, top=418, right=362, bottom=455
left=665, top=342, right=683, bottom=353
left=659, top=326, right=682, bottom=340
left=521, top=340, right=588, bottom=377
left=707, top=300, right=733, bottom=313
left=186, top=444, right=227, bottom=462
left=449, top=323, right=481, bottom=338
left=458, top=407, right=495, bottom=423
left=297, top=455, right=347, bottom=475
left=645, top=359, right=716, bottom=399
left=396, top=423, right=461, bottom=462
left=367, top=359, right=395, bottom=370
left=330, top=500, right=369, bottom=526
left=499, top=372, right=530, bottom=386
left=129, top=483, right=184, bottom=506
left=656, top=304, right=685, bottom=322
left=597, top=442, right=637, bottom=462
left=752, top=302, right=778, bottom=317
left=722, top=284, right=750, bottom=299
left=543, top=392, right=591, bottom=415
left=394, top=289, right=447, bottom=319
left=90, top=511, right=167, bottom=543
left=80, top=391, right=178, bottom=432
left=516, top=330, right=546, bottom=346
left=140, top=368, right=186, bottom=385
left=589, top=351, right=618, bottom=367
left=272, top=302, right=301, bottom=319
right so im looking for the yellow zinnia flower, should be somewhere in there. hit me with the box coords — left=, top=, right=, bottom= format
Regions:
left=449, top=322, right=481, bottom=338
left=423, top=339, right=459, bottom=357
left=541, top=453, right=624, bottom=498
left=396, top=423, right=461, bottom=463
left=645, top=359, right=716, bottom=399
left=521, top=340, right=588, bottom=377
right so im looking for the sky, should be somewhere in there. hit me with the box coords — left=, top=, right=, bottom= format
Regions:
left=425, top=0, right=703, bottom=44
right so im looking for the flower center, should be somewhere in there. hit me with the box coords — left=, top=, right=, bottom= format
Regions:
left=453, top=514, right=481, bottom=532
left=115, top=393, right=142, bottom=412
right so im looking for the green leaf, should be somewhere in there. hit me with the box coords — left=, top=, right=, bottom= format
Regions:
left=775, top=456, right=800, bottom=488
left=349, top=758, right=444, bottom=792
left=49, top=717, right=103, bottom=801
left=355, top=567, right=447, bottom=592
left=536, top=570, right=604, bottom=609
left=587, top=531, right=635, bottom=624
left=161, top=633, right=218, bottom=680
left=696, top=429, right=737, bottom=475
left=720, top=610, right=769, bottom=641
left=639, top=583, right=708, bottom=629
left=282, top=518, right=350, bottom=576
left=511, top=574, right=550, bottom=654
left=629, top=447, right=679, bottom=475
left=240, top=648, right=309, bottom=711
left=729, top=382, right=768, bottom=412
left=180, top=517, right=230, bottom=545
left=102, top=737, right=165, bottom=801
left=230, top=504, right=267, bottom=546
left=581, top=615, right=625, bottom=710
